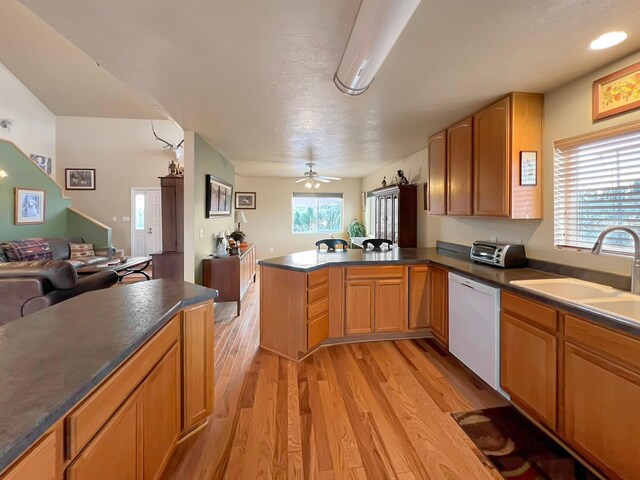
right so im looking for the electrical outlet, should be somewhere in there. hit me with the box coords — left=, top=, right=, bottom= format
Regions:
left=269, top=247, right=274, bottom=253
left=112, top=216, right=117, bottom=222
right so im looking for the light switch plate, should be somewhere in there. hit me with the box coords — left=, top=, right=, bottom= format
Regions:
left=122, top=216, right=130, bottom=222
left=112, top=216, right=117, bottom=222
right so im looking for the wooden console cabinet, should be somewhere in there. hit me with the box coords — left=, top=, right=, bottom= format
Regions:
left=0, top=302, right=214, bottom=480
left=203, top=244, right=256, bottom=316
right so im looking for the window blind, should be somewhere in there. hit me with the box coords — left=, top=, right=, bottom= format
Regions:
left=554, top=123, right=640, bottom=256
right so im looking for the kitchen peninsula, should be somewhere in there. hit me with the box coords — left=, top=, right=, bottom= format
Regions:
left=0, top=280, right=217, bottom=480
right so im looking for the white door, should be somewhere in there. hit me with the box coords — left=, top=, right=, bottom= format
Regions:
left=131, top=188, right=162, bottom=256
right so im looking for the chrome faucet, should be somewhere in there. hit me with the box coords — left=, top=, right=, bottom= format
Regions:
left=591, top=226, right=640, bottom=295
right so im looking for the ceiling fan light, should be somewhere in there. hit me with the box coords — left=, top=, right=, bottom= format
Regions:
left=305, top=180, right=313, bottom=188
left=314, top=181, right=321, bottom=189
left=334, top=0, right=421, bottom=96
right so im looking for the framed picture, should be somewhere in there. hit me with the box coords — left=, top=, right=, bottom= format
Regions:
left=15, top=188, right=46, bottom=224
left=207, top=174, right=233, bottom=217
left=29, top=154, right=53, bottom=176
left=520, top=151, right=537, bottom=186
left=593, top=60, right=640, bottom=121
left=65, top=168, right=96, bottom=190
left=235, top=191, right=256, bottom=210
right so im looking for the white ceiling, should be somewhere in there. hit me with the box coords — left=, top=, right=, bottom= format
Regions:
left=13, top=0, right=640, bottom=177
left=0, top=1, right=164, bottom=119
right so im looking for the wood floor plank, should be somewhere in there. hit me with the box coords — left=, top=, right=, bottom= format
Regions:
left=162, top=274, right=511, bottom=480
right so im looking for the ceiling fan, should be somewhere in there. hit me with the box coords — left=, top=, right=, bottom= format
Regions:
left=294, top=162, right=341, bottom=189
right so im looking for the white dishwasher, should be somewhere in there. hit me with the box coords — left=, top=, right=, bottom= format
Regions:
left=448, top=272, right=508, bottom=398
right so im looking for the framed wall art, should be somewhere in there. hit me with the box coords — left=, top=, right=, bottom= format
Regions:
left=29, top=154, right=53, bottom=176
left=65, top=168, right=96, bottom=190
left=15, top=188, right=46, bottom=224
left=235, top=191, right=256, bottom=210
left=207, top=174, right=233, bottom=217
left=593, top=60, right=640, bottom=121
left=519, top=151, right=537, bottom=186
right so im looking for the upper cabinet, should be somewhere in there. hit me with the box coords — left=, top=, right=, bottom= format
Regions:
left=427, top=92, right=543, bottom=219
left=427, top=131, right=447, bottom=215
left=446, top=117, right=473, bottom=216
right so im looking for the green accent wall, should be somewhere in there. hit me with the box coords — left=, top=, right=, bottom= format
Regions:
left=193, top=134, right=235, bottom=284
left=0, top=140, right=71, bottom=242
left=67, top=208, right=112, bottom=247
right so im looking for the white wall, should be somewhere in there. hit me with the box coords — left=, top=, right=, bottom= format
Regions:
left=0, top=62, right=56, bottom=176
left=234, top=176, right=363, bottom=260
left=56, top=116, right=183, bottom=253
left=362, top=149, right=428, bottom=247
left=392, top=50, right=640, bottom=276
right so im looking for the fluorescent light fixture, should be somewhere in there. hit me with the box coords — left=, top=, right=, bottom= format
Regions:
left=334, top=0, right=421, bottom=96
left=590, top=31, right=627, bottom=50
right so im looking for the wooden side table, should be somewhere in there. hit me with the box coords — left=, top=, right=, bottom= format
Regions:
left=202, top=243, right=256, bottom=316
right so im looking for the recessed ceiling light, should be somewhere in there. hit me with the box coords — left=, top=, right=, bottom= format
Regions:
left=590, top=31, right=628, bottom=50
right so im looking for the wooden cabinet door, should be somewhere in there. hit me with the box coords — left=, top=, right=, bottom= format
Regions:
left=473, top=97, right=510, bottom=217
left=182, top=303, right=214, bottom=431
left=428, top=267, right=448, bottom=344
left=143, top=343, right=180, bottom=480
left=67, top=390, right=143, bottom=480
left=408, top=266, right=429, bottom=329
left=1, top=431, right=58, bottom=480
left=427, top=130, right=447, bottom=215
left=345, top=281, right=375, bottom=335
left=375, top=279, right=405, bottom=333
left=501, top=313, right=557, bottom=429
left=447, top=117, right=473, bottom=216
left=563, top=343, right=640, bottom=479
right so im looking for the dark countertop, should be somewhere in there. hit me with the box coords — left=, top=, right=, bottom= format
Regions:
left=0, top=279, right=218, bottom=474
left=259, top=247, right=640, bottom=338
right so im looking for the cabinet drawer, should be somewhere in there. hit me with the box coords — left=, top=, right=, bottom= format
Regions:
left=308, top=313, right=329, bottom=349
left=66, top=318, right=180, bottom=459
left=307, top=297, right=329, bottom=321
left=307, top=269, right=329, bottom=288
left=564, top=315, right=640, bottom=371
left=307, top=282, right=329, bottom=304
left=346, top=266, right=404, bottom=280
left=1, top=431, right=57, bottom=480
left=502, top=291, right=557, bottom=332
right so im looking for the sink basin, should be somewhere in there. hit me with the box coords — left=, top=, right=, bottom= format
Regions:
left=582, top=298, right=640, bottom=323
left=510, top=278, right=626, bottom=301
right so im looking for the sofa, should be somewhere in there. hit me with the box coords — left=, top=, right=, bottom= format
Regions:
left=0, top=259, right=118, bottom=325
left=0, top=236, right=115, bottom=267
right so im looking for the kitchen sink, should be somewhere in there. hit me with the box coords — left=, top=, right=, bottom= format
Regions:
left=581, top=298, right=640, bottom=323
left=510, top=278, right=626, bottom=301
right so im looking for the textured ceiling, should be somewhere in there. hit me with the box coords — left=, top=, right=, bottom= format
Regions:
left=15, top=0, right=640, bottom=177
left=0, top=1, right=163, bottom=119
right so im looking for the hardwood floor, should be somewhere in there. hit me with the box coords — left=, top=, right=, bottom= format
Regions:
left=161, top=273, right=508, bottom=480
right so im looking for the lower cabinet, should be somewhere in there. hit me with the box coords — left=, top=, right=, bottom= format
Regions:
left=428, top=267, right=448, bottom=344
left=345, top=281, right=375, bottom=335
left=182, top=302, right=215, bottom=431
left=408, top=265, right=429, bottom=329
left=1, top=430, right=59, bottom=480
left=67, top=389, right=144, bottom=480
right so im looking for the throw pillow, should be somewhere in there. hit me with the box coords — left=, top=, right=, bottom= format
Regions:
left=69, top=243, right=95, bottom=259
left=0, top=239, right=52, bottom=261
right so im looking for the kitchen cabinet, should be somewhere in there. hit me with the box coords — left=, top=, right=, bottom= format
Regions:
left=427, top=130, right=447, bottom=215
left=143, top=343, right=180, bottom=480
left=446, top=117, right=473, bottom=216
left=473, top=93, right=543, bottom=218
left=182, top=302, right=214, bottom=432
left=345, top=266, right=407, bottom=335
left=428, top=267, right=448, bottom=344
left=562, top=315, right=640, bottom=480
left=307, top=269, right=330, bottom=349
left=501, top=292, right=558, bottom=429
left=372, top=185, right=417, bottom=247
left=408, top=265, right=429, bottom=329
left=0, top=430, right=59, bottom=480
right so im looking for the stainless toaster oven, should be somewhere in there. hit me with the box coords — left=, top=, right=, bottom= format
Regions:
left=469, top=241, right=527, bottom=268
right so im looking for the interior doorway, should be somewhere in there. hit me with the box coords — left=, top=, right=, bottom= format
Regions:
left=131, top=188, right=162, bottom=256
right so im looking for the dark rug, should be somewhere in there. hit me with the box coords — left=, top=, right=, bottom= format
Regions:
left=452, top=407, right=601, bottom=480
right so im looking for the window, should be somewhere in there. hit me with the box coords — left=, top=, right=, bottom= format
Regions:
left=292, top=193, right=343, bottom=234
left=554, top=123, right=640, bottom=255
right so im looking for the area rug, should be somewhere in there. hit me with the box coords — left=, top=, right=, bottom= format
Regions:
left=452, top=407, right=600, bottom=480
